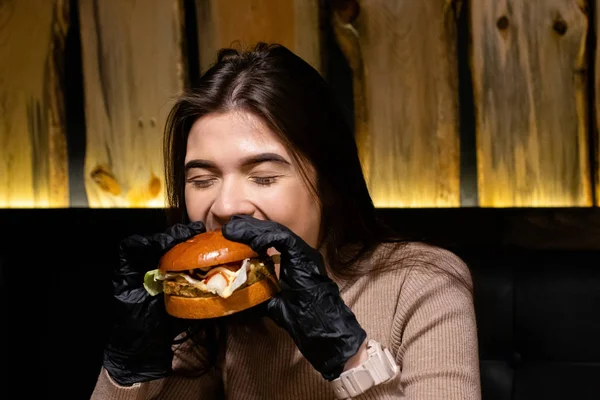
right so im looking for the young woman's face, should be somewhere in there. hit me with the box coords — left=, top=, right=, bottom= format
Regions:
left=184, top=111, right=322, bottom=248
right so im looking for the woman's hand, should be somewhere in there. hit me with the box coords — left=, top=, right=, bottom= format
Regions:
left=103, top=221, right=206, bottom=386
left=222, top=215, right=367, bottom=381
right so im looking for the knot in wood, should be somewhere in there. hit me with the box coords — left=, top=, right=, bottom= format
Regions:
left=553, top=19, right=567, bottom=36
left=497, top=16, right=509, bottom=30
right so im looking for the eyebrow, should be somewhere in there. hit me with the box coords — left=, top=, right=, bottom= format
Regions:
left=184, top=159, right=216, bottom=171
left=184, top=152, right=291, bottom=172
left=240, top=153, right=291, bottom=167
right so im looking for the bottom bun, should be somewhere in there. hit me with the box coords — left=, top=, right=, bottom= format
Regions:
left=164, top=275, right=280, bottom=319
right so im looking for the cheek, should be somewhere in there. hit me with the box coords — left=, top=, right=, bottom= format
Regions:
left=184, top=186, right=208, bottom=222
left=260, top=185, right=321, bottom=248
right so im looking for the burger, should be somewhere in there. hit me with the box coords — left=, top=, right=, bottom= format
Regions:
left=143, top=230, right=279, bottom=319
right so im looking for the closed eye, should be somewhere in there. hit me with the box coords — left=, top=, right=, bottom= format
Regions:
left=252, top=176, right=280, bottom=186
left=186, top=177, right=217, bottom=188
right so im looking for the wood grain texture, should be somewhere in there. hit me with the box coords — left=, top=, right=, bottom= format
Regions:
left=331, top=0, right=371, bottom=183
left=471, top=0, right=591, bottom=207
left=0, top=0, right=69, bottom=208
left=78, top=0, right=185, bottom=207
left=337, top=0, right=461, bottom=207
left=196, top=0, right=321, bottom=73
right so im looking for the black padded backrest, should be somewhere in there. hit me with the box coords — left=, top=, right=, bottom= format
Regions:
left=513, top=250, right=600, bottom=400
left=459, top=248, right=515, bottom=400
left=1, top=209, right=168, bottom=398
left=454, top=248, right=600, bottom=400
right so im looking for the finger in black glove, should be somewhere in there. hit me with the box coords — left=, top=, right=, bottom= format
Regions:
left=103, top=220, right=206, bottom=386
left=222, top=215, right=366, bottom=381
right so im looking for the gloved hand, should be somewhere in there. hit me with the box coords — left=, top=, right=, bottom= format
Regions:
left=103, top=221, right=206, bottom=386
left=222, top=215, right=367, bottom=381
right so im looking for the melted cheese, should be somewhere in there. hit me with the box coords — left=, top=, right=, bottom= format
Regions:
left=157, top=258, right=252, bottom=298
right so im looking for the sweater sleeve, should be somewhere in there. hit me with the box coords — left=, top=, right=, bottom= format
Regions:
left=89, top=336, right=224, bottom=400
left=390, top=245, right=481, bottom=400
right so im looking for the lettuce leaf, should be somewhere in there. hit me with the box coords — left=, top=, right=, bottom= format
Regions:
left=143, top=269, right=163, bottom=296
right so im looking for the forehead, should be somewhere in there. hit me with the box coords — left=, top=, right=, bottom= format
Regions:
left=185, top=111, right=289, bottom=161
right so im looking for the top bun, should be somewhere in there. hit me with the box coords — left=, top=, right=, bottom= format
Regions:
left=159, top=230, right=258, bottom=272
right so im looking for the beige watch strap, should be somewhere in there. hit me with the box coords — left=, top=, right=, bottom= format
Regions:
left=330, top=340, right=400, bottom=399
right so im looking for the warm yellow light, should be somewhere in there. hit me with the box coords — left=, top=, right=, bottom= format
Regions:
left=478, top=200, right=592, bottom=208
left=0, top=196, right=166, bottom=209
left=372, top=199, right=460, bottom=208
left=119, top=198, right=166, bottom=208
left=0, top=199, right=69, bottom=208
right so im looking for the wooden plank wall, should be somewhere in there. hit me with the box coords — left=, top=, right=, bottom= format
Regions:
left=471, top=0, right=592, bottom=207
left=78, top=0, right=185, bottom=207
left=0, top=0, right=69, bottom=208
left=195, top=0, right=321, bottom=73
left=1, top=0, right=600, bottom=208
left=332, top=0, right=462, bottom=207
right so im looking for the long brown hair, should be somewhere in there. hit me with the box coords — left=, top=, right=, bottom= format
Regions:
left=165, top=44, right=472, bottom=367
left=163, top=42, right=400, bottom=280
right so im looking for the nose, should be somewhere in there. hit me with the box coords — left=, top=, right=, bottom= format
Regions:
left=210, top=178, right=255, bottom=227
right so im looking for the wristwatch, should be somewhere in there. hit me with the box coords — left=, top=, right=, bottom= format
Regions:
left=330, top=339, right=400, bottom=399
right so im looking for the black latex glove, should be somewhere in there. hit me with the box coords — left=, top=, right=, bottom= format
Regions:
left=222, top=215, right=367, bottom=381
left=103, top=221, right=206, bottom=386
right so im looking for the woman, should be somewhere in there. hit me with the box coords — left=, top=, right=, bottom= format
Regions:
left=91, top=43, right=480, bottom=399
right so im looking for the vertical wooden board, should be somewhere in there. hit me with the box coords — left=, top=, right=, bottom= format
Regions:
left=471, top=0, right=591, bottom=207
left=196, top=0, right=321, bottom=73
left=334, top=0, right=461, bottom=207
left=0, top=0, right=69, bottom=208
left=78, top=0, right=185, bottom=207
left=330, top=0, right=370, bottom=184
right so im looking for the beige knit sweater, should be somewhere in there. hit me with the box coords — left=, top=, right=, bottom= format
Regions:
left=91, top=242, right=481, bottom=399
